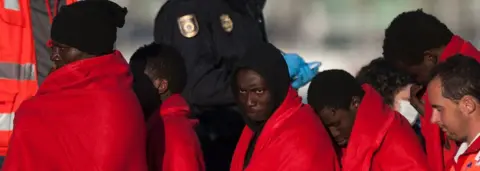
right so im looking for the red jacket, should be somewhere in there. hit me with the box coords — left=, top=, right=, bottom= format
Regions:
left=230, top=88, right=340, bottom=171
left=146, top=94, right=204, bottom=171
left=2, top=51, right=148, bottom=171
left=421, top=35, right=480, bottom=171
left=341, top=84, right=429, bottom=171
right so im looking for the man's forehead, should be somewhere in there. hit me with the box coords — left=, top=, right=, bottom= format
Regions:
left=428, top=77, right=442, bottom=90
left=319, top=107, right=337, bottom=118
left=427, top=77, right=443, bottom=101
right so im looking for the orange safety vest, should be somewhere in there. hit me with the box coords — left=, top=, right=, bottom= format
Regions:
left=450, top=152, right=480, bottom=171
left=451, top=137, right=480, bottom=171
left=0, top=0, right=77, bottom=156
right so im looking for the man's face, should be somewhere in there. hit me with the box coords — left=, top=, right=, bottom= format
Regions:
left=395, top=52, right=439, bottom=85
left=236, top=69, right=273, bottom=122
left=428, top=77, right=468, bottom=141
left=50, top=41, right=83, bottom=69
left=398, top=62, right=434, bottom=85
left=318, top=107, right=356, bottom=147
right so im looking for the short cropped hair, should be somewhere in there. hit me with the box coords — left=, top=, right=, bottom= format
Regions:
left=356, top=57, right=413, bottom=105
left=130, top=43, right=187, bottom=94
left=431, top=54, right=480, bottom=101
left=308, top=69, right=365, bottom=111
left=383, top=9, right=453, bottom=65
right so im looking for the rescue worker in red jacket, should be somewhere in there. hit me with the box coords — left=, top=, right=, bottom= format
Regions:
left=2, top=1, right=148, bottom=170
left=230, top=43, right=339, bottom=171
left=383, top=9, right=480, bottom=170
left=307, top=69, right=429, bottom=171
left=129, top=42, right=205, bottom=171
left=427, top=55, right=480, bottom=171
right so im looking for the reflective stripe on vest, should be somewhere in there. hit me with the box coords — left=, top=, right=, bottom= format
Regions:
left=0, top=113, right=14, bottom=131
left=0, top=63, right=36, bottom=80
left=4, top=0, right=19, bottom=11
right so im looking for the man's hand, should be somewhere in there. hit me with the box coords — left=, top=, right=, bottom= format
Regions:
left=410, top=84, right=425, bottom=116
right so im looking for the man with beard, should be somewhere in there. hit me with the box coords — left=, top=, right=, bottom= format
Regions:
left=427, top=55, right=480, bottom=171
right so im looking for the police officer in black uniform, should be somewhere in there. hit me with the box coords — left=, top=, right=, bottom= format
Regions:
left=153, top=0, right=268, bottom=170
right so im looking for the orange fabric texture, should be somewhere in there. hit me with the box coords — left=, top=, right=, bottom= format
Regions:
left=450, top=138, right=480, bottom=171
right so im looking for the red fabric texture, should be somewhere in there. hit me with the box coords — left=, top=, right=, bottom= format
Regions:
left=2, top=51, right=148, bottom=171
left=421, top=35, right=480, bottom=171
left=341, top=84, right=429, bottom=171
left=230, top=88, right=340, bottom=171
left=146, top=94, right=204, bottom=171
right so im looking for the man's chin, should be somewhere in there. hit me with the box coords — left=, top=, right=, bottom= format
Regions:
left=336, top=139, right=348, bottom=147
left=445, top=132, right=461, bottom=141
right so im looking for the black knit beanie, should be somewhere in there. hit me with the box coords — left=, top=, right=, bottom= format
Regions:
left=51, top=0, right=128, bottom=55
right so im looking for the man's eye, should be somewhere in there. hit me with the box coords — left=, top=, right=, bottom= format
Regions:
left=255, top=90, right=264, bottom=94
left=239, top=90, right=246, bottom=94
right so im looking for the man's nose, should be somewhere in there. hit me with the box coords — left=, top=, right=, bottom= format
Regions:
left=246, top=93, right=257, bottom=107
left=430, top=110, right=441, bottom=124
left=50, top=52, right=59, bottom=61
left=329, top=127, right=340, bottom=137
left=50, top=47, right=61, bottom=61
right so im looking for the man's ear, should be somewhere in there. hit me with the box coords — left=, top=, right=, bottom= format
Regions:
left=154, top=79, right=169, bottom=94
left=423, top=50, right=439, bottom=65
left=350, top=96, right=361, bottom=111
left=459, top=95, right=477, bottom=117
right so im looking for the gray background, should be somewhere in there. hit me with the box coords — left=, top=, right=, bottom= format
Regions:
left=112, top=0, right=480, bottom=100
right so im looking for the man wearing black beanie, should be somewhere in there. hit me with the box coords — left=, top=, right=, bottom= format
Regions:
left=49, top=0, right=127, bottom=68
left=2, top=1, right=148, bottom=171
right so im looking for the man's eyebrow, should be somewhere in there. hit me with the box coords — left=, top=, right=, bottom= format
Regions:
left=431, top=104, right=443, bottom=109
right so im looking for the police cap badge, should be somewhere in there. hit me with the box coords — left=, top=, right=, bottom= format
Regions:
left=220, top=14, right=233, bottom=33
left=178, top=14, right=199, bottom=38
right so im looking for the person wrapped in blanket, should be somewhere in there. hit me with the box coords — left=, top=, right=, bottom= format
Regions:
left=356, top=57, right=424, bottom=148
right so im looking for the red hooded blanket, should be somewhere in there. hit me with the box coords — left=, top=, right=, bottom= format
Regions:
left=230, top=88, right=340, bottom=171
left=2, top=51, right=148, bottom=171
left=147, top=94, right=204, bottom=171
left=421, top=35, right=480, bottom=171
left=341, top=84, right=429, bottom=171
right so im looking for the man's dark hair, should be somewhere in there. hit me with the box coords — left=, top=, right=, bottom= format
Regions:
left=383, top=9, right=453, bottom=65
left=130, top=43, right=187, bottom=94
left=356, top=57, right=413, bottom=106
left=308, top=69, right=365, bottom=112
left=431, top=54, right=480, bottom=101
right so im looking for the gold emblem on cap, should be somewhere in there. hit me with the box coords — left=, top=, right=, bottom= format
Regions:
left=220, top=14, right=233, bottom=33
left=178, top=14, right=199, bottom=38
